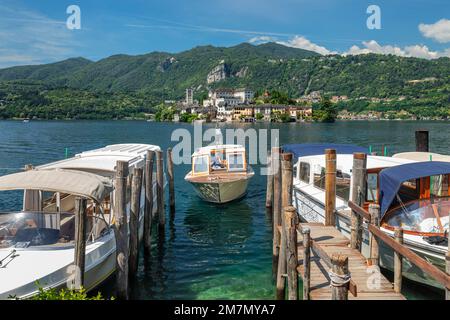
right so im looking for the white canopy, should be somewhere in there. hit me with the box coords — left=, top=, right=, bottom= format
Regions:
left=393, top=152, right=450, bottom=162
left=0, top=169, right=113, bottom=203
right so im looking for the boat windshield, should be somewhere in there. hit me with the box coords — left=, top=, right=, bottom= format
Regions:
left=0, top=211, right=108, bottom=249
left=383, top=197, right=450, bottom=235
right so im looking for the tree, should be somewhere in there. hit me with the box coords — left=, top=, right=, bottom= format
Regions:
left=313, top=97, right=337, bottom=123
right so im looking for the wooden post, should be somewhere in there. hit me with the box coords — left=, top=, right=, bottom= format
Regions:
left=167, top=148, right=175, bottom=214
left=156, top=150, right=165, bottom=227
left=272, top=147, right=281, bottom=278
left=285, top=206, right=298, bottom=300
left=276, top=216, right=287, bottom=300
left=129, top=167, right=143, bottom=277
left=281, top=153, right=294, bottom=209
left=368, top=203, right=380, bottom=266
left=394, top=227, right=404, bottom=294
left=276, top=152, right=294, bottom=299
left=325, top=149, right=336, bottom=226
left=350, top=153, right=367, bottom=250
left=415, top=130, right=429, bottom=152
left=446, top=218, right=450, bottom=300
left=144, top=150, right=154, bottom=255
left=302, top=227, right=311, bottom=300
left=331, top=254, right=349, bottom=300
left=265, top=152, right=273, bottom=208
left=74, top=197, right=87, bottom=290
left=114, top=160, right=129, bottom=299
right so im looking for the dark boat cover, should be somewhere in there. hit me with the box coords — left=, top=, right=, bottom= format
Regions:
left=282, top=143, right=367, bottom=161
left=379, top=161, right=450, bottom=216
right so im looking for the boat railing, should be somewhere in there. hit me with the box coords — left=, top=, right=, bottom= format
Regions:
left=348, top=200, right=450, bottom=298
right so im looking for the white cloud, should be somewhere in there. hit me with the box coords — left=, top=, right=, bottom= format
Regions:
left=248, top=35, right=335, bottom=55
left=344, top=40, right=450, bottom=59
left=277, top=36, right=336, bottom=55
left=419, top=19, right=450, bottom=43
left=0, top=2, right=79, bottom=68
left=248, top=36, right=277, bottom=44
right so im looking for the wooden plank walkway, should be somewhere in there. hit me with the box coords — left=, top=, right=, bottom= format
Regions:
left=296, top=223, right=405, bottom=300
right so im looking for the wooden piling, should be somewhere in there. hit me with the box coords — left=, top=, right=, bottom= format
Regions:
left=415, top=130, right=429, bottom=152
left=302, top=227, right=311, bottom=300
left=325, top=149, right=336, bottom=226
left=331, top=254, right=349, bottom=300
left=446, top=222, right=450, bottom=300
left=144, top=150, right=154, bottom=255
left=156, top=150, right=165, bottom=227
left=129, top=167, right=143, bottom=277
left=350, top=153, right=367, bottom=250
left=368, top=203, right=381, bottom=266
left=272, top=147, right=281, bottom=278
left=285, top=206, right=298, bottom=300
left=167, top=148, right=175, bottom=214
left=114, top=160, right=129, bottom=300
left=265, top=152, right=273, bottom=208
left=276, top=220, right=287, bottom=300
left=74, top=197, right=87, bottom=290
left=394, top=227, right=404, bottom=294
left=281, top=153, right=293, bottom=209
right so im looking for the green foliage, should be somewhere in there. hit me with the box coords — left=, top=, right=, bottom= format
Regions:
left=31, top=286, right=104, bottom=300
left=154, top=104, right=175, bottom=122
left=313, top=97, right=337, bottom=122
left=255, top=112, right=264, bottom=120
left=180, top=112, right=198, bottom=123
left=0, top=42, right=448, bottom=119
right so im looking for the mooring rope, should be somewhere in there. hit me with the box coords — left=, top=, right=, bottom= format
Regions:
left=328, top=269, right=351, bottom=287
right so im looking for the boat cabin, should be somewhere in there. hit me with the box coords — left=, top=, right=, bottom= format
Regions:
left=378, top=162, right=450, bottom=238
left=191, top=145, right=248, bottom=176
left=285, top=144, right=450, bottom=240
left=0, top=169, right=113, bottom=249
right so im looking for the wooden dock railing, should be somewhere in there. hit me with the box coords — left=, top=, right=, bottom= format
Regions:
left=348, top=200, right=450, bottom=299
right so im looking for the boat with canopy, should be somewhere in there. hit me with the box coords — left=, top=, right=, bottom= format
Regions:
left=185, top=144, right=254, bottom=203
left=284, top=143, right=449, bottom=289
left=0, top=144, right=162, bottom=299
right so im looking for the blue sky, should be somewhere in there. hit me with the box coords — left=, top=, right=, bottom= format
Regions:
left=0, top=0, right=449, bottom=67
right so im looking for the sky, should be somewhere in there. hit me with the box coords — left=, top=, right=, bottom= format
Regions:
left=0, top=0, right=449, bottom=67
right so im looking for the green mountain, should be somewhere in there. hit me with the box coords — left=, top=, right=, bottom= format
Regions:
left=0, top=42, right=449, bottom=119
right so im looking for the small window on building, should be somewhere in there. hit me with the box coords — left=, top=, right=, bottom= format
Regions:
left=299, top=162, right=310, bottom=183
left=367, top=173, right=378, bottom=202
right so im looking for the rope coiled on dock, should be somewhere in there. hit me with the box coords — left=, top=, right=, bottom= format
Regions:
left=328, top=270, right=351, bottom=287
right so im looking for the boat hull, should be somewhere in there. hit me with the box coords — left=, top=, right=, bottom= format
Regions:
left=189, top=178, right=250, bottom=203
left=292, top=186, right=447, bottom=290
left=0, top=181, right=161, bottom=299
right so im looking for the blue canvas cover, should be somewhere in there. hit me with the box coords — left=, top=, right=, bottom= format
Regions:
left=282, top=143, right=367, bottom=161
left=379, top=161, right=450, bottom=216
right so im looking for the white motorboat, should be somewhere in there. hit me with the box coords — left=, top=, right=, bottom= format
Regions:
left=0, top=144, right=162, bottom=299
left=283, top=143, right=449, bottom=289
left=184, top=144, right=254, bottom=203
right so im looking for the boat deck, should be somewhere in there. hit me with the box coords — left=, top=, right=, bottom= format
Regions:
left=186, top=170, right=252, bottom=183
left=296, top=223, right=406, bottom=300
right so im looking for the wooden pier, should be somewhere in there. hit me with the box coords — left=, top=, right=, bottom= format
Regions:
left=296, top=223, right=404, bottom=300
left=269, top=142, right=450, bottom=300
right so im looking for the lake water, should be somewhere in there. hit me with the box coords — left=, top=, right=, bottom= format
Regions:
left=0, top=120, right=448, bottom=300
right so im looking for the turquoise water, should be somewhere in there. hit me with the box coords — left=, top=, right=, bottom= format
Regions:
left=0, top=120, right=448, bottom=300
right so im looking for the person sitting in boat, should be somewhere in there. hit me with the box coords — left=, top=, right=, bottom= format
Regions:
left=211, top=151, right=224, bottom=170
